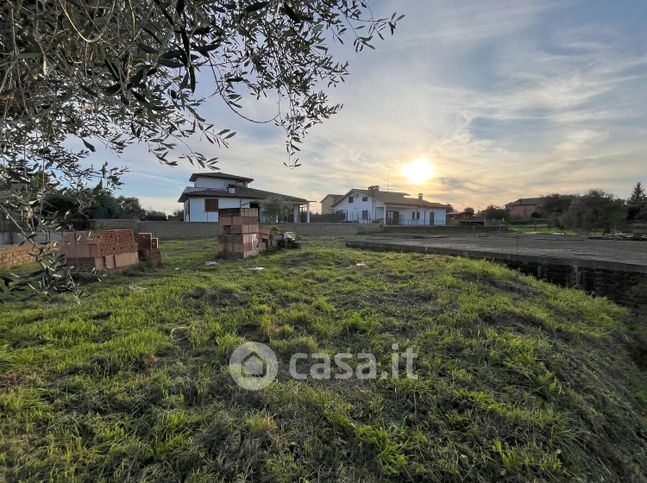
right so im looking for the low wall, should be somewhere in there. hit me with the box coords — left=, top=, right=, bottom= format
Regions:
left=0, top=244, right=35, bottom=269
left=378, top=225, right=505, bottom=235
left=92, top=219, right=223, bottom=240
left=278, top=223, right=383, bottom=236
left=91, top=220, right=384, bottom=239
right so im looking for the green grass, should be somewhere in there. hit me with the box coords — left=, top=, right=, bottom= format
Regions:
left=507, top=223, right=578, bottom=235
left=1, top=236, right=646, bottom=481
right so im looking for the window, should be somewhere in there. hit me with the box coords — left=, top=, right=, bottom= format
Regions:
left=205, top=198, right=219, bottom=212
left=362, top=196, right=368, bottom=202
left=348, top=196, right=354, bottom=203
left=362, top=210, right=369, bottom=220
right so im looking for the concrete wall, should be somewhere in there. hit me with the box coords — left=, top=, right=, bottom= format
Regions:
left=506, top=260, right=647, bottom=314
left=92, top=219, right=223, bottom=240
left=379, top=224, right=502, bottom=235
left=347, top=238, right=647, bottom=314
left=278, top=223, right=383, bottom=236
left=91, top=219, right=384, bottom=239
left=88, top=219, right=504, bottom=240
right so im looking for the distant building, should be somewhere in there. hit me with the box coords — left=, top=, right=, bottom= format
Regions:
left=447, top=210, right=473, bottom=225
left=320, top=194, right=343, bottom=214
left=505, top=197, right=545, bottom=218
left=178, top=172, right=309, bottom=223
left=330, top=186, right=450, bottom=225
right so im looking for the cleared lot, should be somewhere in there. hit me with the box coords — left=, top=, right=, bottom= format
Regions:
left=355, top=233, right=647, bottom=268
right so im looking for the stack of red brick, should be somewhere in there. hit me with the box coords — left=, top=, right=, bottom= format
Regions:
left=258, top=225, right=283, bottom=250
left=137, top=233, right=162, bottom=265
left=218, top=208, right=262, bottom=258
left=62, top=229, right=139, bottom=271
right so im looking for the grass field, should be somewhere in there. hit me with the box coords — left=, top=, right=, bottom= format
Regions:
left=506, top=223, right=578, bottom=235
left=1, top=237, right=646, bottom=481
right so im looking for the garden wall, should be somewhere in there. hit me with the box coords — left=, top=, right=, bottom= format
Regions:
left=379, top=225, right=505, bottom=235
left=92, top=219, right=223, bottom=240
left=278, top=223, right=383, bottom=236
left=0, top=244, right=35, bottom=269
left=91, top=220, right=383, bottom=239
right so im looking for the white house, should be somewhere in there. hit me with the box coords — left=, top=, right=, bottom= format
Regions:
left=330, top=186, right=450, bottom=225
left=178, top=172, right=309, bottom=223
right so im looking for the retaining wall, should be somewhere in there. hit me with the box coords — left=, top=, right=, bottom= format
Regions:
left=346, top=239, right=647, bottom=313
left=505, top=259, right=647, bottom=314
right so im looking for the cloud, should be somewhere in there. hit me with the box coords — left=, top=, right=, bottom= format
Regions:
left=110, top=0, right=647, bottom=212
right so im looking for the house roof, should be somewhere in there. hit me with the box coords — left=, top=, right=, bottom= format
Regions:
left=319, top=194, right=343, bottom=204
left=505, top=197, right=545, bottom=207
left=178, top=186, right=307, bottom=204
left=331, top=189, right=451, bottom=209
left=189, top=172, right=254, bottom=183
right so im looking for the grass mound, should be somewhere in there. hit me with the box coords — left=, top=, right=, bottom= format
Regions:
left=1, top=238, right=646, bottom=481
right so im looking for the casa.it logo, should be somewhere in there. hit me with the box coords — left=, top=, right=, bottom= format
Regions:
left=228, top=342, right=279, bottom=391
left=229, top=341, right=418, bottom=390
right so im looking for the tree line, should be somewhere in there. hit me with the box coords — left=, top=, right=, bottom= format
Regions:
left=469, top=182, right=647, bottom=232
left=41, top=191, right=183, bottom=223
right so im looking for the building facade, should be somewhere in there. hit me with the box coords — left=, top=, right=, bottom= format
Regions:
left=178, top=173, right=309, bottom=223
left=504, top=197, right=545, bottom=218
left=319, top=194, right=343, bottom=214
left=330, top=187, right=450, bottom=225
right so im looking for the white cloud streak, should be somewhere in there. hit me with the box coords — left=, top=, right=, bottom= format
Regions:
left=111, top=0, right=647, bottom=212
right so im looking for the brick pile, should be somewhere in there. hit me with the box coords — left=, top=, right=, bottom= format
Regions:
left=137, top=233, right=162, bottom=265
left=62, top=229, right=139, bottom=271
left=258, top=225, right=283, bottom=250
left=218, top=208, right=263, bottom=258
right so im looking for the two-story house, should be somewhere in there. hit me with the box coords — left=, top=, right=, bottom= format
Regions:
left=329, top=186, right=450, bottom=225
left=504, top=197, right=545, bottom=218
left=178, top=172, right=309, bottom=223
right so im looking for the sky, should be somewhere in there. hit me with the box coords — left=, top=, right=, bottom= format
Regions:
left=100, top=0, right=647, bottom=213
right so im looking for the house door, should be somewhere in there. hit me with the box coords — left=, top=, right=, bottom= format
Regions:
left=386, top=210, right=400, bottom=225
left=429, top=211, right=435, bottom=225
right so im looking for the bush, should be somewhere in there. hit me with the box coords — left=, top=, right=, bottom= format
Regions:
left=561, top=190, right=625, bottom=232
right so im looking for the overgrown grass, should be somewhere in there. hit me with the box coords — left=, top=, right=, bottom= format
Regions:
left=1, top=237, right=646, bottom=481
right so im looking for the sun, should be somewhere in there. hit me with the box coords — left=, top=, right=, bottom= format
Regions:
left=401, top=158, right=436, bottom=184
